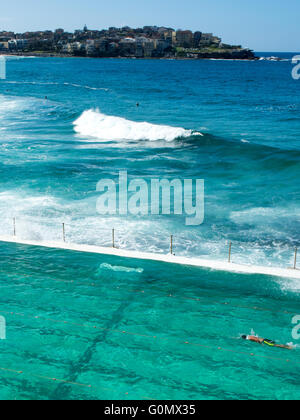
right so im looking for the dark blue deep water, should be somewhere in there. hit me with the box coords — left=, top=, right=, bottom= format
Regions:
left=0, top=56, right=299, bottom=264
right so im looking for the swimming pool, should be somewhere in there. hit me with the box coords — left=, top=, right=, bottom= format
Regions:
left=0, top=241, right=299, bottom=400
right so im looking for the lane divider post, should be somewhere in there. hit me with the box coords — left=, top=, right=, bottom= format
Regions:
left=170, top=235, right=174, bottom=255
left=62, top=223, right=66, bottom=243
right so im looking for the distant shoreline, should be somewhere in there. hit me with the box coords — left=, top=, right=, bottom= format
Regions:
left=0, top=52, right=259, bottom=61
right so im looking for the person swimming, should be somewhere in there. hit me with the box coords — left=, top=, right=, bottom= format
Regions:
left=242, top=335, right=293, bottom=350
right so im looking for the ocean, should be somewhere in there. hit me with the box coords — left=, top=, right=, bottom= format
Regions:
left=0, top=54, right=299, bottom=400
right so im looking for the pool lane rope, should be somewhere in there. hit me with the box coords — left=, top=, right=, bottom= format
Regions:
left=0, top=270, right=297, bottom=317
left=0, top=365, right=154, bottom=400
left=0, top=310, right=298, bottom=368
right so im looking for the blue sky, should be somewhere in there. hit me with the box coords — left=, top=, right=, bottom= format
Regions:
left=0, top=0, right=299, bottom=51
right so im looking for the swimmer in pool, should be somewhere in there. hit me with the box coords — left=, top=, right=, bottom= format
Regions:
left=242, top=335, right=293, bottom=350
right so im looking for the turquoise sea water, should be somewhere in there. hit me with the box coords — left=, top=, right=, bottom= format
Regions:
left=0, top=55, right=300, bottom=399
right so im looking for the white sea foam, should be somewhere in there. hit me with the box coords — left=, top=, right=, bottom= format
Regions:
left=0, top=189, right=296, bottom=273
left=5, top=81, right=59, bottom=86
left=0, top=55, right=37, bottom=60
left=73, top=109, right=202, bottom=142
left=0, top=95, right=63, bottom=136
left=63, top=83, right=109, bottom=91
left=4, top=81, right=109, bottom=91
left=230, top=207, right=300, bottom=224
left=99, top=263, right=144, bottom=273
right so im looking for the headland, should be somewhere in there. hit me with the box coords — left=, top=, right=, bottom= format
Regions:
left=0, top=25, right=256, bottom=60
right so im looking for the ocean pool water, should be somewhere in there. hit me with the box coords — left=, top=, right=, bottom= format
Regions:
left=0, top=241, right=299, bottom=400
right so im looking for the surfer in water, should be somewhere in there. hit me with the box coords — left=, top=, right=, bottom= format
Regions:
left=242, top=335, right=293, bottom=350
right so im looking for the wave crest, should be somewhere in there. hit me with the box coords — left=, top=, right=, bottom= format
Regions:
left=73, top=109, right=202, bottom=142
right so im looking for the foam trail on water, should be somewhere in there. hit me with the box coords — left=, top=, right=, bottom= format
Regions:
left=99, top=263, right=144, bottom=273
left=73, top=109, right=202, bottom=142
left=4, top=81, right=109, bottom=91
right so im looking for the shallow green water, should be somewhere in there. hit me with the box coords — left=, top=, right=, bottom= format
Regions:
left=0, top=241, right=299, bottom=400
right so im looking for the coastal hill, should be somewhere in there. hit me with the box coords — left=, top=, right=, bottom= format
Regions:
left=0, top=25, right=256, bottom=60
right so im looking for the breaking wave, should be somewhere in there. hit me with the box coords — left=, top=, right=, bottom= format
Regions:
left=73, top=109, right=202, bottom=142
